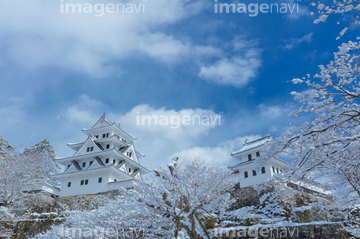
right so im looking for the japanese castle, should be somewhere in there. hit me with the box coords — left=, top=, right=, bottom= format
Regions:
left=229, top=134, right=287, bottom=189
left=52, top=114, right=151, bottom=197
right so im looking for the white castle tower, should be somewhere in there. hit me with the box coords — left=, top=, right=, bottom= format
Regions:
left=229, top=134, right=287, bottom=189
left=52, top=114, right=151, bottom=196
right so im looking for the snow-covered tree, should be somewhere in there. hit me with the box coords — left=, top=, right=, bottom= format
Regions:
left=263, top=1, right=360, bottom=236
left=35, top=188, right=155, bottom=239
left=73, top=195, right=91, bottom=211
left=0, top=137, right=18, bottom=206
left=23, top=139, right=59, bottom=175
left=255, top=183, right=292, bottom=221
left=310, top=0, right=360, bottom=39
left=0, top=206, right=15, bottom=238
left=0, top=136, right=14, bottom=158
left=138, top=158, right=235, bottom=238
left=0, top=139, right=59, bottom=206
left=35, top=158, right=236, bottom=238
left=265, top=41, right=360, bottom=236
left=89, top=195, right=110, bottom=210
left=266, top=0, right=360, bottom=205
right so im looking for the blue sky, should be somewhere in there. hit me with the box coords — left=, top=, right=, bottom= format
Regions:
left=0, top=0, right=355, bottom=169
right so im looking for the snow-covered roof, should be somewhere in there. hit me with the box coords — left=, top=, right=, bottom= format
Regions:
left=228, top=155, right=287, bottom=169
left=228, top=160, right=255, bottom=169
left=55, top=148, right=151, bottom=174
left=231, top=134, right=272, bottom=156
left=82, top=123, right=137, bottom=142
left=52, top=164, right=134, bottom=179
left=288, top=181, right=332, bottom=196
left=91, top=113, right=113, bottom=129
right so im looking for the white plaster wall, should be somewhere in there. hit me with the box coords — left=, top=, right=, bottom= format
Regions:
left=232, top=161, right=284, bottom=188
left=236, top=147, right=263, bottom=162
left=59, top=171, right=111, bottom=196
left=233, top=163, right=270, bottom=188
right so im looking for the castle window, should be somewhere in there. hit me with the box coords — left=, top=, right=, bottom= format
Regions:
left=90, top=161, right=93, bottom=165
left=114, top=179, right=117, bottom=182
left=106, top=158, right=109, bottom=164
left=129, top=168, right=132, bottom=173
left=244, top=171, right=248, bottom=178
left=98, top=177, right=102, bottom=183
left=106, top=144, right=110, bottom=149
left=234, top=182, right=240, bottom=189
left=82, top=162, right=86, bottom=168
left=80, top=180, right=84, bottom=185
left=248, top=154, right=252, bottom=161
left=87, top=146, right=94, bottom=152
left=276, top=168, right=279, bottom=173
left=95, top=135, right=99, bottom=139
left=252, top=170, right=257, bottom=176
left=85, top=179, right=89, bottom=185
left=233, top=170, right=239, bottom=174
left=256, top=151, right=260, bottom=157
left=67, top=165, right=70, bottom=169
left=272, top=166, right=275, bottom=173
left=261, top=167, right=266, bottom=174
left=113, top=159, right=116, bottom=164
left=67, top=182, right=71, bottom=187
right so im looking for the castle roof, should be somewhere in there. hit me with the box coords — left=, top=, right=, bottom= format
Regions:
left=231, top=134, right=272, bottom=156
left=55, top=148, right=150, bottom=173
left=84, top=113, right=137, bottom=141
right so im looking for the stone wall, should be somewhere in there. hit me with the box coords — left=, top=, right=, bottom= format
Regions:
left=0, top=218, right=65, bottom=239
left=57, top=189, right=120, bottom=208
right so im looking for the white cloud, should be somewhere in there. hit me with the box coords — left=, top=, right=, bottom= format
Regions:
left=0, top=92, right=294, bottom=170
left=285, top=33, right=313, bottom=50
left=194, top=45, right=222, bottom=57
left=56, top=96, right=224, bottom=169
left=138, top=33, right=190, bottom=63
left=258, top=104, right=286, bottom=120
left=0, top=106, right=26, bottom=125
left=198, top=55, right=261, bottom=88
left=254, top=103, right=294, bottom=133
left=64, top=106, right=98, bottom=126
left=232, top=37, right=259, bottom=52
left=168, top=135, right=261, bottom=166
left=55, top=96, right=295, bottom=170
left=61, top=94, right=106, bottom=126
left=286, top=0, right=310, bottom=21
left=198, top=38, right=261, bottom=87
left=0, top=0, right=264, bottom=89
left=0, top=0, right=208, bottom=76
left=0, top=0, right=263, bottom=90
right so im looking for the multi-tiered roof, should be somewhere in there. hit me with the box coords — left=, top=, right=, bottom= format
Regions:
left=52, top=114, right=151, bottom=196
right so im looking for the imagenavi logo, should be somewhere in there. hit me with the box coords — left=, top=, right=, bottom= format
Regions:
left=214, top=0, right=300, bottom=17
